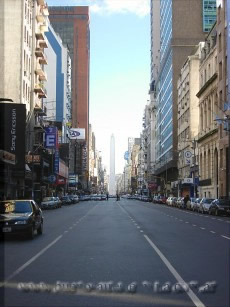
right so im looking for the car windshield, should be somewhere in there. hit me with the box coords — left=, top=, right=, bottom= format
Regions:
left=205, top=199, right=215, bottom=204
left=0, top=201, right=32, bottom=213
left=43, top=197, right=53, bottom=201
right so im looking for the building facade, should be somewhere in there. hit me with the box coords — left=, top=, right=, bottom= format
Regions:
left=177, top=43, right=204, bottom=197
left=150, top=0, right=207, bottom=192
left=0, top=0, right=49, bottom=199
left=197, top=24, right=218, bottom=198
left=48, top=6, right=90, bottom=190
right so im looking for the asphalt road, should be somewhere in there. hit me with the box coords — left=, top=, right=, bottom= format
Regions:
left=0, top=198, right=229, bottom=307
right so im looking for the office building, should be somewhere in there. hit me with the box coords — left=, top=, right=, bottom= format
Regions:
left=150, top=0, right=206, bottom=191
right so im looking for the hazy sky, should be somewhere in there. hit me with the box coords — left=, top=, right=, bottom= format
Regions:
left=47, top=0, right=150, bottom=174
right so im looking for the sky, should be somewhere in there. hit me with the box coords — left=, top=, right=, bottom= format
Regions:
left=47, top=0, right=150, bottom=174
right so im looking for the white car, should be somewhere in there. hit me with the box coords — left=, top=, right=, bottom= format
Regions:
left=40, top=197, right=57, bottom=209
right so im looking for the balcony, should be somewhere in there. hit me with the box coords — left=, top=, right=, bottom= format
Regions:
left=39, top=53, right=48, bottom=65
left=39, top=37, right=48, bottom=48
left=35, top=64, right=47, bottom=81
left=34, top=100, right=47, bottom=116
left=34, top=83, right=47, bottom=98
left=35, top=30, right=45, bottom=41
left=37, top=0, right=45, bottom=6
left=35, top=47, right=44, bottom=57
left=36, top=13, right=45, bottom=23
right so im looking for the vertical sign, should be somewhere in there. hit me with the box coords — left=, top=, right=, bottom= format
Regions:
left=45, top=127, right=57, bottom=149
left=54, top=150, right=59, bottom=174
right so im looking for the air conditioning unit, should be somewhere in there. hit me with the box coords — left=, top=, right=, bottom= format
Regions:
left=24, top=70, right=27, bottom=76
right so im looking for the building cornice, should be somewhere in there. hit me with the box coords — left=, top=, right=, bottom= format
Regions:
left=196, top=72, right=217, bottom=98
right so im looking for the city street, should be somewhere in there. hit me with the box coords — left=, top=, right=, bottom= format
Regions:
left=1, top=199, right=230, bottom=307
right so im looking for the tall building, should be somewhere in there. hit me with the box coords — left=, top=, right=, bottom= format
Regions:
left=48, top=6, right=90, bottom=138
left=48, top=6, right=90, bottom=190
left=203, top=0, right=217, bottom=32
left=109, top=134, right=116, bottom=195
left=44, top=21, right=72, bottom=143
left=0, top=0, right=49, bottom=198
left=150, top=0, right=206, bottom=191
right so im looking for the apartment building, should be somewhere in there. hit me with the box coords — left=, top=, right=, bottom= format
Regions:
left=197, top=24, right=218, bottom=198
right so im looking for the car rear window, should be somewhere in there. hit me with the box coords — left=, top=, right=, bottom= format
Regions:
left=0, top=201, right=32, bottom=213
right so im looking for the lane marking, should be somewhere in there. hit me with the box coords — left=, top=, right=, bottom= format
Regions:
left=5, top=235, right=63, bottom=282
left=144, top=235, right=205, bottom=307
left=210, top=231, right=216, bottom=234
left=140, top=230, right=144, bottom=233
left=192, top=224, right=197, bottom=227
left=200, top=227, right=205, bottom=230
left=64, top=230, right=68, bottom=234
left=221, top=235, right=230, bottom=240
left=185, top=222, right=189, bottom=224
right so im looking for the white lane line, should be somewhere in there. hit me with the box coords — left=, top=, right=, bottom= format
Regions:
left=221, top=235, right=230, bottom=240
left=144, top=235, right=205, bottom=307
left=185, top=221, right=189, bottom=224
left=5, top=235, right=63, bottom=282
left=64, top=230, right=68, bottom=234
left=211, top=218, right=216, bottom=220
left=200, top=227, right=205, bottom=230
left=218, top=219, right=223, bottom=221
left=140, top=230, right=144, bottom=233
left=192, top=224, right=197, bottom=227
left=210, top=231, right=216, bottom=234
left=69, top=227, right=73, bottom=230
left=226, top=221, right=230, bottom=223
left=179, top=219, right=183, bottom=222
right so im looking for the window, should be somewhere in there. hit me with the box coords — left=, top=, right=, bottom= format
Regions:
left=219, top=61, right=222, bottom=80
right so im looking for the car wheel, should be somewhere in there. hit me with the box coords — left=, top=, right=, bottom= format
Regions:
left=215, top=209, right=218, bottom=216
left=27, top=225, right=35, bottom=240
left=37, top=222, right=43, bottom=235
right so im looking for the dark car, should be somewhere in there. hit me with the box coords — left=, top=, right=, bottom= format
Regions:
left=209, top=199, right=230, bottom=216
left=0, top=200, right=43, bottom=239
left=61, top=196, right=72, bottom=205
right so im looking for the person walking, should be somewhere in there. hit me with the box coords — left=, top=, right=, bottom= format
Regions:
left=184, top=195, right=190, bottom=209
left=106, top=193, right=109, bottom=201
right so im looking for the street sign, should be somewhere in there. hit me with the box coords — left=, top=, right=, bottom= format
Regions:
left=48, top=175, right=56, bottom=183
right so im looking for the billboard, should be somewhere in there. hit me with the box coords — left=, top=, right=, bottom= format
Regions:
left=68, top=128, right=85, bottom=140
left=0, top=103, right=26, bottom=170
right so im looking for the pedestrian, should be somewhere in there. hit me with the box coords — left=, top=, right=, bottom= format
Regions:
left=184, top=194, right=190, bottom=209
left=106, top=193, right=109, bottom=201
left=116, top=193, right=120, bottom=201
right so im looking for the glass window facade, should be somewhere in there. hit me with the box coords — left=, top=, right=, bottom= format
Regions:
left=203, top=0, right=217, bottom=32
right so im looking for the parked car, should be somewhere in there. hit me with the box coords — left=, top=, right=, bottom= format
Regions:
left=171, top=197, right=178, bottom=207
left=209, top=199, right=230, bottom=216
left=54, top=197, right=62, bottom=208
left=61, top=196, right=72, bottom=205
left=166, top=197, right=173, bottom=206
left=177, top=197, right=185, bottom=209
left=199, top=198, right=215, bottom=214
left=190, top=198, right=197, bottom=211
left=141, top=195, right=151, bottom=202
left=193, top=198, right=202, bottom=212
left=0, top=200, right=43, bottom=239
left=40, top=197, right=58, bottom=209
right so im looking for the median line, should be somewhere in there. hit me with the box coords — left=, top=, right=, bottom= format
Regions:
left=5, top=235, right=63, bottom=282
left=221, top=235, right=230, bottom=240
left=144, top=235, right=205, bottom=307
